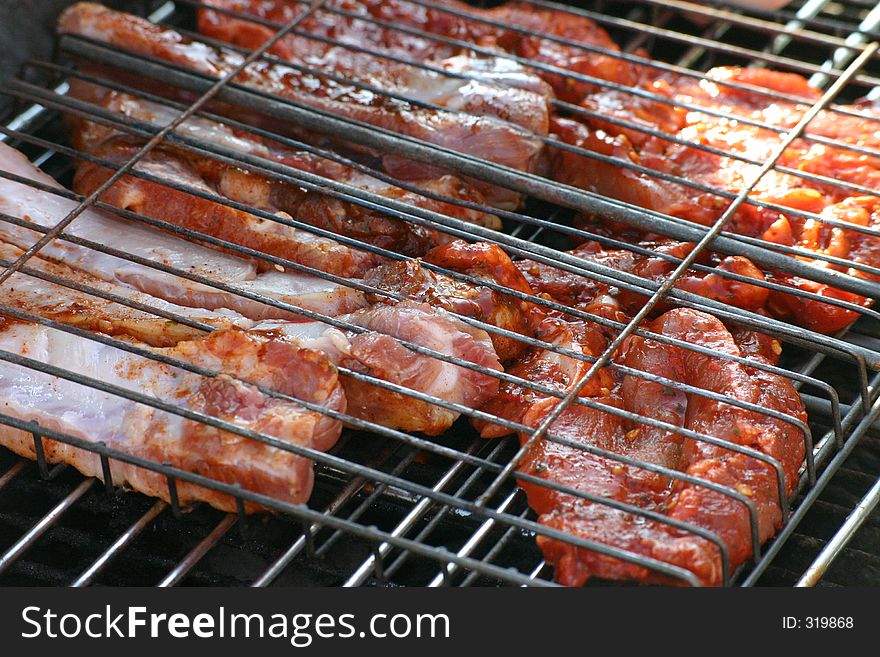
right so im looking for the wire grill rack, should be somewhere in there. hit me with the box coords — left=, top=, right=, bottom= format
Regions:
left=1, top=0, right=880, bottom=586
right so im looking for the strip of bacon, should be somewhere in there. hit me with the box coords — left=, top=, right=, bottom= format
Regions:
left=0, top=320, right=344, bottom=511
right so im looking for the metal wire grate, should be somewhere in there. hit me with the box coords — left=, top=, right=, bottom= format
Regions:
left=0, top=0, right=879, bottom=586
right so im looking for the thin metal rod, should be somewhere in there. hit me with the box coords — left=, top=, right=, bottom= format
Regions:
left=0, top=460, right=26, bottom=492
left=461, top=506, right=533, bottom=587
left=810, top=2, right=880, bottom=88
left=251, top=441, right=403, bottom=587
left=71, top=500, right=168, bottom=587
left=796, top=477, right=880, bottom=587
left=744, top=385, right=880, bottom=585
left=157, top=514, right=237, bottom=587
left=342, top=440, right=498, bottom=587
left=0, top=479, right=95, bottom=576
left=428, top=489, right=521, bottom=587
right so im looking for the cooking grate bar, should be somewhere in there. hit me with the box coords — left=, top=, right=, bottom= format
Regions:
left=158, top=514, right=238, bottom=587
left=428, top=488, right=522, bottom=587
left=252, top=441, right=404, bottom=587
left=0, top=478, right=94, bottom=576
left=797, top=368, right=880, bottom=490
left=619, top=4, right=670, bottom=53
left=0, top=0, right=874, bottom=587
left=459, top=507, right=532, bottom=587
left=810, top=2, right=880, bottom=88
left=796, top=473, right=880, bottom=586
left=311, top=448, right=425, bottom=560
left=745, top=373, right=880, bottom=585
left=71, top=500, right=169, bottom=587
left=0, top=461, right=26, bottom=492
left=340, top=450, right=478, bottom=586
left=347, top=438, right=519, bottom=587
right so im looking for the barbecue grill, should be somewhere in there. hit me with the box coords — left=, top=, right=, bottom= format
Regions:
left=1, top=0, right=880, bottom=587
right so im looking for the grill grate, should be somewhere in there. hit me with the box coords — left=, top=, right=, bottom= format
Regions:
left=0, top=0, right=879, bottom=586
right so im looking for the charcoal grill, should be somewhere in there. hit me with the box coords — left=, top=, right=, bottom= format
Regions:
left=1, top=0, right=880, bottom=587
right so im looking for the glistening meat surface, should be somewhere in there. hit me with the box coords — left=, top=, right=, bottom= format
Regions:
left=516, top=239, right=771, bottom=321
left=0, top=142, right=368, bottom=321
left=198, top=2, right=553, bottom=136
left=73, top=137, right=385, bottom=278
left=551, top=65, right=880, bottom=333
left=254, top=300, right=502, bottom=435
left=0, top=322, right=345, bottom=511
left=59, top=3, right=546, bottom=210
left=480, top=308, right=805, bottom=585
left=365, top=240, right=536, bottom=362
left=68, top=85, right=501, bottom=263
left=0, top=241, right=252, bottom=347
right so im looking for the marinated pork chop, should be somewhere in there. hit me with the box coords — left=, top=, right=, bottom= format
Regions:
left=73, top=138, right=384, bottom=278
left=552, top=65, right=880, bottom=333
left=198, top=4, right=553, bottom=136
left=482, top=308, right=805, bottom=585
left=198, top=0, right=631, bottom=103
left=365, top=240, right=536, bottom=362
left=516, top=239, right=771, bottom=321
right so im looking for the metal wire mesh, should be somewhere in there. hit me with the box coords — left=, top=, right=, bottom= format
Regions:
left=0, top=0, right=879, bottom=586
